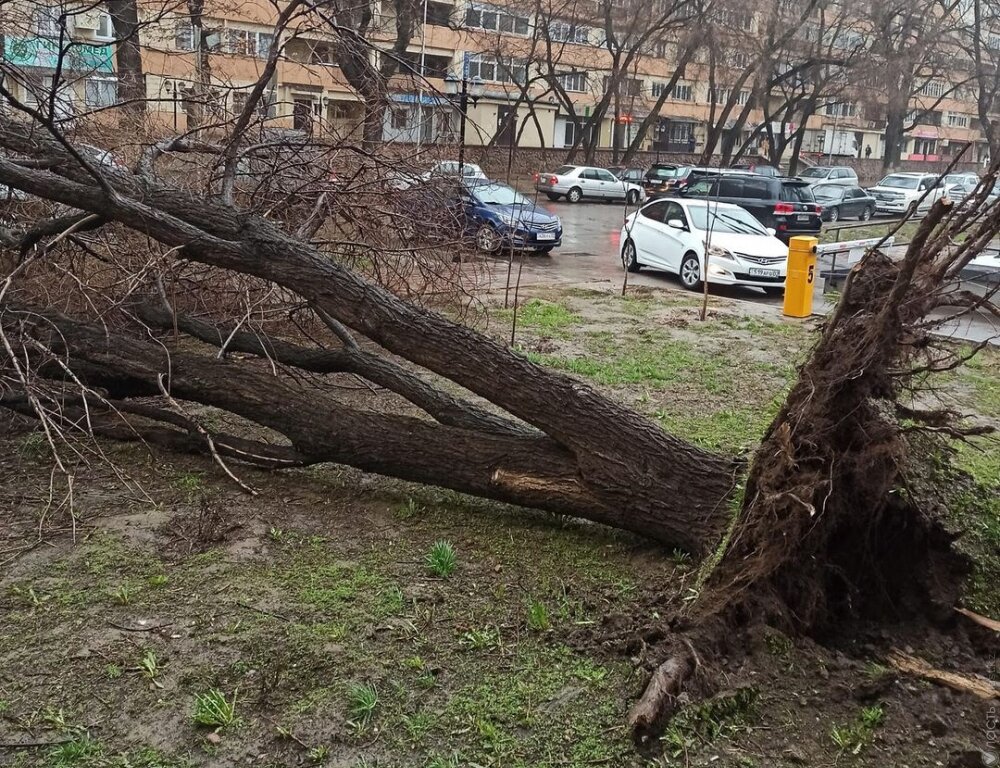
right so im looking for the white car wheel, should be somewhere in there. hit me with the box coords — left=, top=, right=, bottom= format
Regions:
left=679, top=253, right=702, bottom=291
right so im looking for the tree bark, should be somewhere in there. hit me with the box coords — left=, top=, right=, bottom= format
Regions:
left=106, top=0, right=146, bottom=120
left=7, top=305, right=739, bottom=549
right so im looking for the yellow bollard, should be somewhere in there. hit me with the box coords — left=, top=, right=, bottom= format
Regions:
left=783, top=236, right=818, bottom=318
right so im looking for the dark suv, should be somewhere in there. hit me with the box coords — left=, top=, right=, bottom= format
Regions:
left=642, top=165, right=750, bottom=201
left=682, top=175, right=822, bottom=242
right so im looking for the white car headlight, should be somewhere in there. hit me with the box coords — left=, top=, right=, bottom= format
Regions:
left=707, top=244, right=733, bottom=260
left=498, top=213, right=521, bottom=228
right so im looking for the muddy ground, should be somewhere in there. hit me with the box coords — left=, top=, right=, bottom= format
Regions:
left=1, top=285, right=998, bottom=768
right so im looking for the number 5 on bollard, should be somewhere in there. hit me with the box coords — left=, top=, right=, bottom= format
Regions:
left=784, top=236, right=819, bottom=318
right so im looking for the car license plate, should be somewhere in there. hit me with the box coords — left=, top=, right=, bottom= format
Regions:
left=796, top=214, right=810, bottom=221
left=748, top=268, right=779, bottom=277
left=536, top=232, right=556, bottom=241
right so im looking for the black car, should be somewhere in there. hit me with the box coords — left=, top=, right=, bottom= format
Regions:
left=642, top=165, right=751, bottom=201
left=811, top=184, right=876, bottom=222
left=608, top=166, right=646, bottom=184
left=682, top=175, right=822, bottom=242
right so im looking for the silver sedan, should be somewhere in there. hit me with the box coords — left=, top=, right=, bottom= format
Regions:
left=535, top=164, right=643, bottom=204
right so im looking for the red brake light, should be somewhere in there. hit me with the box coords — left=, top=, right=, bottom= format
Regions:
left=774, top=202, right=795, bottom=215
left=549, top=175, right=558, bottom=184
left=532, top=172, right=539, bottom=181
left=813, top=205, right=823, bottom=213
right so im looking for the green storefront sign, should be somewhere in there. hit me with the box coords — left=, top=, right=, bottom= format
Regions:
left=3, top=36, right=114, bottom=73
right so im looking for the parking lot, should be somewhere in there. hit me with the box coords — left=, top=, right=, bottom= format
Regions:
left=489, top=196, right=998, bottom=345
left=504, top=196, right=787, bottom=306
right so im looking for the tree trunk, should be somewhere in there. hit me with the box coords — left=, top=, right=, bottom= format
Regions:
left=0, top=121, right=743, bottom=554
left=882, top=106, right=907, bottom=172
left=106, top=0, right=145, bottom=121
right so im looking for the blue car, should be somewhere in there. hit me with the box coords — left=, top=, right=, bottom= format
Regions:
left=459, top=182, right=563, bottom=254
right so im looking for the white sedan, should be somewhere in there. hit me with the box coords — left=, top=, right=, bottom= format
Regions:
left=620, top=199, right=788, bottom=293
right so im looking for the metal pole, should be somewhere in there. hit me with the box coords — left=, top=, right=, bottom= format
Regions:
left=458, top=77, right=467, bottom=175
left=415, top=0, right=429, bottom=150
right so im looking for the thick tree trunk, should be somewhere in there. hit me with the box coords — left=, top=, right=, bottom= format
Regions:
left=7, top=305, right=738, bottom=549
left=106, top=0, right=145, bottom=120
left=0, top=121, right=742, bottom=553
left=882, top=106, right=907, bottom=172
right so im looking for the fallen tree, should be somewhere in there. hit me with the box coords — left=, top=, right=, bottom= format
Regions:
left=1, top=112, right=998, bottom=744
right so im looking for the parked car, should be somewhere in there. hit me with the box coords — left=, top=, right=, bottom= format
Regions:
left=867, top=172, right=945, bottom=216
left=641, top=165, right=750, bottom=200
left=731, top=163, right=782, bottom=177
left=608, top=166, right=646, bottom=184
left=811, top=184, right=877, bottom=222
left=680, top=175, right=822, bottom=242
left=796, top=166, right=858, bottom=186
left=425, top=160, right=489, bottom=183
left=944, top=177, right=979, bottom=203
left=535, top=165, right=642, bottom=203
left=406, top=179, right=563, bottom=254
left=620, top=198, right=788, bottom=293
left=939, top=172, right=979, bottom=195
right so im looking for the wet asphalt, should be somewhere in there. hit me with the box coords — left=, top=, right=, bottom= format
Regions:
left=495, top=197, right=999, bottom=343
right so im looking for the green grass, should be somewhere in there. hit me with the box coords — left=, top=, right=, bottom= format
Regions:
left=425, top=540, right=458, bottom=578
left=347, top=682, right=379, bottom=728
left=662, top=687, right=759, bottom=759
left=526, top=331, right=734, bottom=392
left=516, top=299, right=581, bottom=330
left=192, top=689, right=237, bottom=728
left=819, top=219, right=919, bottom=244
left=829, top=704, right=885, bottom=755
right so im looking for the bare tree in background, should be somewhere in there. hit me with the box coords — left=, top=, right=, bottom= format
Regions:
left=969, top=0, right=1000, bottom=160
left=866, top=0, right=967, bottom=171
left=531, top=0, right=699, bottom=163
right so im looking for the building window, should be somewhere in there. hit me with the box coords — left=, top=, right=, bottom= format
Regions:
left=310, top=42, right=336, bottom=65
left=465, top=6, right=529, bottom=35
left=989, top=33, right=1000, bottom=50
left=548, top=21, right=590, bottom=44
left=226, top=29, right=274, bottom=57
left=716, top=9, right=753, bottom=30
left=651, top=82, right=665, bottom=98
left=391, top=107, right=409, bottom=129
left=94, top=12, right=114, bottom=40
left=823, top=101, right=857, bottom=117
left=468, top=54, right=527, bottom=84
left=175, top=21, right=195, bottom=51
left=671, top=83, right=693, bottom=101
left=35, top=5, right=63, bottom=37
left=947, top=112, right=970, bottom=128
left=557, top=71, right=588, bottom=92
left=726, top=50, right=750, bottom=68
left=920, top=80, right=947, bottom=98
left=711, top=88, right=749, bottom=105
left=603, top=76, right=643, bottom=97
left=85, top=77, right=117, bottom=107
left=563, top=119, right=577, bottom=146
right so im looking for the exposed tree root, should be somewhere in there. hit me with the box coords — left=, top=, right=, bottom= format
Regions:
left=627, top=193, right=999, bottom=739
left=888, top=649, right=1000, bottom=700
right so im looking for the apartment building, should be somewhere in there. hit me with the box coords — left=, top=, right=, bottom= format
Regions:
left=0, top=0, right=992, bottom=164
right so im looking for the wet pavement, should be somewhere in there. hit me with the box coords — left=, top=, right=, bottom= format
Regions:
left=490, top=198, right=998, bottom=344
left=509, top=197, right=787, bottom=306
